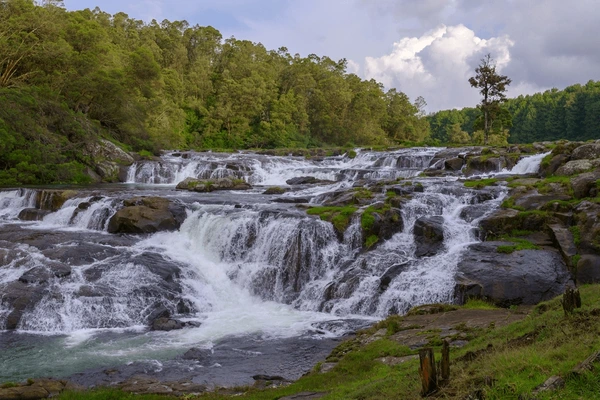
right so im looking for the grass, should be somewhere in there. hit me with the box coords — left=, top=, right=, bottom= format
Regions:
left=360, top=206, right=377, bottom=231
left=463, top=178, right=498, bottom=189
left=496, top=237, right=540, bottom=254
left=569, top=226, right=581, bottom=246
left=54, top=285, right=600, bottom=399
left=306, top=206, right=357, bottom=233
left=462, top=298, right=499, bottom=310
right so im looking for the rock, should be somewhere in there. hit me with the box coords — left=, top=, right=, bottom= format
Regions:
left=151, top=317, right=185, bottom=331
left=456, top=242, right=572, bottom=307
left=272, top=197, right=311, bottom=204
left=459, top=205, right=488, bottom=223
left=413, top=216, right=444, bottom=257
left=0, top=384, right=51, bottom=399
left=571, top=143, right=600, bottom=160
left=444, top=157, right=464, bottom=171
left=1, top=281, right=46, bottom=329
left=575, top=255, right=600, bottom=284
left=379, top=262, right=410, bottom=293
left=286, top=176, right=334, bottom=185
left=107, top=197, right=184, bottom=234
left=376, top=355, right=419, bottom=366
left=252, top=374, right=286, bottom=381
left=556, top=159, right=600, bottom=176
left=547, top=224, right=578, bottom=267
left=176, top=177, right=251, bottom=192
left=18, top=208, right=50, bottom=221
left=532, top=376, right=565, bottom=395
left=514, top=194, right=572, bottom=210
left=478, top=209, right=549, bottom=239
left=263, top=187, right=287, bottom=195
left=86, top=139, right=135, bottom=165
left=540, top=153, right=570, bottom=177
left=363, top=207, right=403, bottom=248
left=19, top=264, right=71, bottom=284
left=571, top=170, right=600, bottom=199
left=572, top=350, right=600, bottom=375
left=35, top=190, right=78, bottom=211
left=464, top=156, right=506, bottom=175
left=319, top=362, right=337, bottom=373
left=573, top=201, right=600, bottom=254
left=95, top=160, right=121, bottom=182
left=181, top=347, right=212, bottom=361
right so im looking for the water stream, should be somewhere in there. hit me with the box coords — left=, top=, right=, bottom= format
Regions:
left=0, top=148, right=545, bottom=386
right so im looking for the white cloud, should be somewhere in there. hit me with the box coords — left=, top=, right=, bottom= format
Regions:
left=363, top=24, right=514, bottom=111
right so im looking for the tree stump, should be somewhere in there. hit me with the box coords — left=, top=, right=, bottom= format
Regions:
left=441, top=339, right=450, bottom=382
left=419, top=347, right=438, bottom=396
left=562, top=287, right=582, bottom=315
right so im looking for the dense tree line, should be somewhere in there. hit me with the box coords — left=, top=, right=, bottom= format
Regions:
left=0, top=0, right=430, bottom=184
left=428, top=80, right=600, bottom=145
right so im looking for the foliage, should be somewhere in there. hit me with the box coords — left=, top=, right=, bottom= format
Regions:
left=306, top=206, right=357, bottom=233
left=0, top=0, right=432, bottom=182
left=429, top=80, right=600, bottom=144
left=468, top=54, right=512, bottom=145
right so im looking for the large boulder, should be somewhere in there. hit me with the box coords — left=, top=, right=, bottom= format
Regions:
left=107, top=197, right=186, bottom=234
left=176, top=177, right=251, bottom=192
left=571, top=170, right=600, bottom=199
left=286, top=176, right=334, bottom=185
left=571, top=143, right=600, bottom=160
left=413, top=216, right=445, bottom=257
left=35, top=190, right=78, bottom=211
left=455, top=242, right=572, bottom=307
left=556, top=159, right=600, bottom=176
left=573, top=201, right=600, bottom=255
left=84, top=139, right=135, bottom=182
left=0, top=281, right=47, bottom=329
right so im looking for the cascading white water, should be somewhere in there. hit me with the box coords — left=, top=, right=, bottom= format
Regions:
left=501, top=151, right=551, bottom=175
left=0, top=189, right=36, bottom=220
left=126, top=148, right=442, bottom=186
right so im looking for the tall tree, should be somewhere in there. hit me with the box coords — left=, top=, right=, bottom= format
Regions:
left=469, top=54, right=511, bottom=145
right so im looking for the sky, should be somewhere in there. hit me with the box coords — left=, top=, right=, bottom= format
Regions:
left=63, top=0, right=600, bottom=112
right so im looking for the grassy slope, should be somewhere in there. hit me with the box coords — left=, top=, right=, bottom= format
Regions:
left=57, top=285, right=600, bottom=400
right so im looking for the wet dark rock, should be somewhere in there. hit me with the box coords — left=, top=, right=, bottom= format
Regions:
left=108, top=197, right=184, bottom=234
left=1, top=281, right=47, bottom=329
left=456, top=242, right=572, bottom=307
left=478, top=209, right=550, bottom=239
left=514, top=194, right=571, bottom=210
left=444, top=157, right=464, bottom=171
left=176, top=177, right=251, bottom=192
left=413, top=216, right=444, bottom=257
left=286, top=176, right=334, bottom=185
left=272, top=197, right=311, bottom=204
left=379, top=263, right=410, bottom=293
left=35, top=190, right=78, bottom=211
left=18, top=208, right=50, bottom=221
left=459, top=205, right=488, bottom=223
left=19, top=264, right=72, bottom=284
left=151, top=318, right=185, bottom=331
left=42, top=243, right=120, bottom=266
left=181, top=347, right=213, bottom=361
left=464, top=156, right=506, bottom=176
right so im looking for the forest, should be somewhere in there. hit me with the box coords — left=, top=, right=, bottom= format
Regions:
left=428, top=80, right=600, bottom=145
left=0, top=0, right=598, bottom=185
left=0, top=0, right=429, bottom=184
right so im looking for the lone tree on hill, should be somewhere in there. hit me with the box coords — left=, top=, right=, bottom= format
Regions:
left=469, top=54, right=512, bottom=145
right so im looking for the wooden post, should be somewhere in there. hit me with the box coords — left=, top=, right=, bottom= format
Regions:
left=419, top=347, right=438, bottom=396
left=562, top=287, right=582, bottom=315
left=441, top=339, right=450, bottom=382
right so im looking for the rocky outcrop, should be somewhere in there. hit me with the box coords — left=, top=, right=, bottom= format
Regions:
left=35, top=190, right=78, bottom=211
left=107, top=197, right=186, bottom=234
left=455, top=242, right=572, bottom=307
left=0, top=379, right=78, bottom=399
left=176, top=177, right=251, bottom=192
left=286, top=176, right=334, bottom=185
left=84, top=139, right=135, bottom=182
left=413, top=216, right=445, bottom=257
